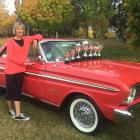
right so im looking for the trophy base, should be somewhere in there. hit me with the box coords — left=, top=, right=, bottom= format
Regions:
left=71, top=59, right=75, bottom=62
left=82, top=56, right=89, bottom=61
left=92, top=56, right=102, bottom=60
left=75, top=58, right=81, bottom=62
left=64, top=60, right=70, bottom=64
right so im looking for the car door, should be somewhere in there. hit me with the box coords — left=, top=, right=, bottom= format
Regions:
left=24, top=41, right=64, bottom=106
left=39, top=40, right=77, bottom=106
left=0, top=46, right=6, bottom=87
left=22, top=45, right=47, bottom=100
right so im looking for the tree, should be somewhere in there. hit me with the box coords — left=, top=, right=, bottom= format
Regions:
left=124, top=0, right=140, bottom=49
left=0, top=4, right=16, bottom=37
left=71, top=0, right=113, bottom=38
left=110, top=0, right=127, bottom=39
left=16, top=0, right=74, bottom=37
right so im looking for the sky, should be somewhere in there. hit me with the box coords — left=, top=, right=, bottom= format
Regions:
left=5, top=0, right=15, bottom=15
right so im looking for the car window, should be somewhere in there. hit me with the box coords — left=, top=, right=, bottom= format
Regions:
left=41, top=41, right=78, bottom=62
left=28, top=45, right=36, bottom=61
left=41, top=41, right=55, bottom=61
left=28, top=45, right=42, bottom=61
left=0, top=47, right=7, bottom=58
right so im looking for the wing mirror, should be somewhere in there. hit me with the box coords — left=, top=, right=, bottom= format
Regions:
left=37, top=55, right=46, bottom=64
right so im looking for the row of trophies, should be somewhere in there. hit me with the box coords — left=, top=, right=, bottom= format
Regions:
left=64, top=40, right=104, bottom=63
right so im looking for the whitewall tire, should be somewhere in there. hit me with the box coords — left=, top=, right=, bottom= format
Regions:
left=68, top=95, right=103, bottom=135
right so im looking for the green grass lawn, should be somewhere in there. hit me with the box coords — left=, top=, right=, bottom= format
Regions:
left=0, top=39, right=140, bottom=140
left=102, top=39, right=140, bottom=62
left=0, top=94, right=140, bottom=140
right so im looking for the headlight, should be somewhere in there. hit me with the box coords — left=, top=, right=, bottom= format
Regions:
left=121, top=87, right=136, bottom=105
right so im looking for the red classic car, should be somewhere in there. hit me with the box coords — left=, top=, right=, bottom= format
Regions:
left=0, top=38, right=140, bottom=135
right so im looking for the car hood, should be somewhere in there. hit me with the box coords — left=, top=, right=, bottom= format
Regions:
left=48, top=60, right=140, bottom=91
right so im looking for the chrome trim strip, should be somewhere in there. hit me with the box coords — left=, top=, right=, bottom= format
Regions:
left=0, top=66, right=120, bottom=92
left=25, top=72, right=120, bottom=92
left=114, top=109, right=132, bottom=116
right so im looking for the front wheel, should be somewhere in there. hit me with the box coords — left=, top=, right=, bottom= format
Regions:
left=68, top=95, right=103, bottom=135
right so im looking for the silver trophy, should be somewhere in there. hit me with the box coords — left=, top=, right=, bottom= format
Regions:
left=88, top=44, right=94, bottom=57
left=82, top=40, right=89, bottom=58
left=93, top=42, right=104, bottom=57
left=98, top=43, right=104, bottom=56
left=70, top=49, right=76, bottom=61
left=64, top=51, right=70, bottom=62
left=75, top=43, right=81, bottom=59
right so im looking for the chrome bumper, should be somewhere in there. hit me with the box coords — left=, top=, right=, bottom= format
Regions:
left=114, top=103, right=140, bottom=123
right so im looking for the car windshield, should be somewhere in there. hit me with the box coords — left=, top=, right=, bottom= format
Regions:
left=40, top=41, right=79, bottom=62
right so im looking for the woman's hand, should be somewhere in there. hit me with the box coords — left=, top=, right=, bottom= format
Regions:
left=24, top=59, right=35, bottom=66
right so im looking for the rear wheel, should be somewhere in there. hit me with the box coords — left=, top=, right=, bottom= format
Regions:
left=68, top=95, right=103, bottom=135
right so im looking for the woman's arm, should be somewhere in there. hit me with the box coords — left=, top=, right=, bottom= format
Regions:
left=27, top=34, right=43, bottom=43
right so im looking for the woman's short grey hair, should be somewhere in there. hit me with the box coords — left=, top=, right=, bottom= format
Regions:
left=13, top=22, right=25, bottom=35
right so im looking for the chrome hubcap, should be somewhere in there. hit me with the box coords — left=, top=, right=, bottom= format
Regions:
left=73, top=102, right=96, bottom=128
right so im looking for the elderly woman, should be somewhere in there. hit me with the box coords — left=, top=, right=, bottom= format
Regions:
left=5, top=22, right=43, bottom=121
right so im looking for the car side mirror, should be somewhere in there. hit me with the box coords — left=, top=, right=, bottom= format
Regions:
left=37, top=55, right=46, bottom=64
